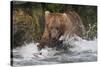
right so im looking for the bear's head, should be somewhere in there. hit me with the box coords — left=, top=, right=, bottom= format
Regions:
left=45, top=11, right=68, bottom=40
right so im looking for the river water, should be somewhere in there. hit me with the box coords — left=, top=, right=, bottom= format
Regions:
left=12, top=36, right=97, bottom=67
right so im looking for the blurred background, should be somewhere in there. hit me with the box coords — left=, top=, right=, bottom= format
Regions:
left=11, top=1, right=97, bottom=48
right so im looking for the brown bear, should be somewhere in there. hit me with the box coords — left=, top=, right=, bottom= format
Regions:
left=38, top=11, right=85, bottom=49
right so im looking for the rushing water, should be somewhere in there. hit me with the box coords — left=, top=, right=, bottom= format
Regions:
left=12, top=36, right=97, bottom=67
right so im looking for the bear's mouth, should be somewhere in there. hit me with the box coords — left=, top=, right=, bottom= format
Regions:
left=50, top=30, right=63, bottom=40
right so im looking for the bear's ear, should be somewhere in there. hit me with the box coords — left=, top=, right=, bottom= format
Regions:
left=45, top=11, right=50, bottom=16
left=63, top=13, right=67, bottom=17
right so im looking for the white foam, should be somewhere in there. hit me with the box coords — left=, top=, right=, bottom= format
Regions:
left=13, top=36, right=97, bottom=59
left=16, top=42, right=39, bottom=58
left=63, top=36, right=97, bottom=52
left=14, top=42, right=58, bottom=59
left=13, top=36, right=97, bottom=66
left=40, top=47, right=58, bottom=58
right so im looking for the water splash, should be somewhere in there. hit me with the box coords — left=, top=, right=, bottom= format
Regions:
left=12, top=36, right=97, bottom=66
left=63, top=35, right=97, bottom=52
